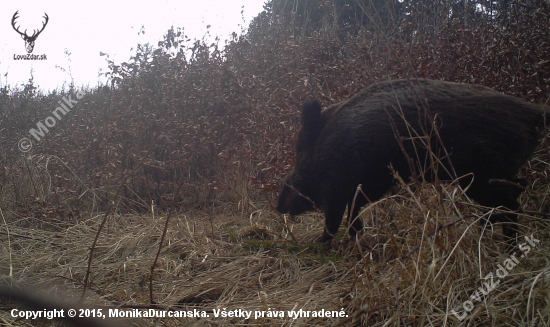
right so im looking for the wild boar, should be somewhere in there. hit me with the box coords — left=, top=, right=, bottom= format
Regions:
left=277, top=79, right=547, bottom=244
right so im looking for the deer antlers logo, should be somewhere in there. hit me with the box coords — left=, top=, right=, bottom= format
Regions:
left=11, top=11, right=49, bottom=53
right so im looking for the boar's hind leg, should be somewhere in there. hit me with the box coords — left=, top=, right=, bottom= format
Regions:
left=467, top=178, right=525, bottom=246
left=318, top=197, right=349, bottom=243
left=347, top=195, right=368, bottom=238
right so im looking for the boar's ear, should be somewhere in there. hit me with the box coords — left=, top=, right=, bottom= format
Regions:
left=301, top=100, right=323, bottom=139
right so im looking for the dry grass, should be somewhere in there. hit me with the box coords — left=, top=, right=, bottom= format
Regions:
left=1, top=173, right=550, bottom=326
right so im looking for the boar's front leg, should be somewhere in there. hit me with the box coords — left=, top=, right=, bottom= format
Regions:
left=318, top=196, right=348, bottom=243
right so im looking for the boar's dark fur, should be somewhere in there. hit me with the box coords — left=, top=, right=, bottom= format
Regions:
left=277, top=79, right=548, bottom=245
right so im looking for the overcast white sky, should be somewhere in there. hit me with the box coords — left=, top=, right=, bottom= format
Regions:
left=0, top=0, right=266, bottom=92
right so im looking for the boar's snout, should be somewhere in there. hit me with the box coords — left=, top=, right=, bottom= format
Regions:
left=276, top=184, right=294, bottom=213
left=276, top=173, right=315, bottom=215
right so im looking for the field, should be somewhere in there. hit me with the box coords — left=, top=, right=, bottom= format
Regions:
left=2, top=176, right=550, bottom=326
